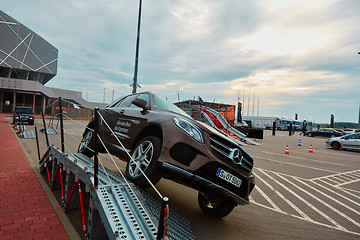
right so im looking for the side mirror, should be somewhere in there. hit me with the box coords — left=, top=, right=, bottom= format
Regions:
left=132, top=98, right=148, bottom=112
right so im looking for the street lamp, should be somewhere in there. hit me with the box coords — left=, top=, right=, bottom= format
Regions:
left=132, top=0, right=143, bottom=94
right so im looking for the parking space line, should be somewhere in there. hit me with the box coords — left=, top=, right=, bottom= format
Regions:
left=253, top=181, right=282, bottom=212
left=253, top=155, right=339, bottom=174
left=295, top=177, right=360, bottom=229
left=257, top=169, right=312, bottom=221
left=311, top=180, right=360, bottom=211
left=275, top=173, right=345, bottom=230
left=310, top=170, right=360, bottom=181
left=261, top=151, right=350, bottom=167
left=339, top=187, right=360, bottom=196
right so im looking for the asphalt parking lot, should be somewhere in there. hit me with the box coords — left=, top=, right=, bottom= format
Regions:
left=8, top=117, right=360, bottom=240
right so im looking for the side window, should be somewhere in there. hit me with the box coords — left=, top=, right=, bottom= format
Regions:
left=129, top=93, right=150, bottom=109
left=348, top=134, right=360, bottom=140
left=115, top=95, right=138, bottom=108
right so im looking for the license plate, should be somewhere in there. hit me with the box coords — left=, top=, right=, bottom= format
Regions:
left=216, top=168, right=242, bottom=188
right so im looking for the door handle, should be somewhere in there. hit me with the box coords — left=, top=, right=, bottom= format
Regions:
left=120, top=110, right=125, bottom=114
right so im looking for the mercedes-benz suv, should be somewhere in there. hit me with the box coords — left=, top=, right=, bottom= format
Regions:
left=78, top=92, right=255, bottom=217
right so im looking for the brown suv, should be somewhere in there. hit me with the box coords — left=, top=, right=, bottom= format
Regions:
left=78, top=91, right=255, bottom=217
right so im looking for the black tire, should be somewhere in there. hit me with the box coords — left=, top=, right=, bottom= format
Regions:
left=126, top=136, right=162, bottom=188
left=331, top=141, right=341, bottom=150
left=307, top=132, right=313, bottom=137
left=330, top=134, right=335, bottom=138
left=198, top=192, right=236, bottom=218
left=78, top=129, right=95, bottom=158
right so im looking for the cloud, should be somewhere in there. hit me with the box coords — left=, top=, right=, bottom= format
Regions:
left=2, top=0, right=359, bottom=122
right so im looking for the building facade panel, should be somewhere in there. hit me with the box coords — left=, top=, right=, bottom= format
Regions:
left=0, top=10, right=58, bottom=84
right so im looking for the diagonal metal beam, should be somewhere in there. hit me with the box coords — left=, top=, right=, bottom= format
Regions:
left=0, top=14, right=54, bottom=73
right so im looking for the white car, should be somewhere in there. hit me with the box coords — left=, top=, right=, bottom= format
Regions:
left=343, top=129, right=358, bottom=135
left=326, top=133, right=360, bottom=150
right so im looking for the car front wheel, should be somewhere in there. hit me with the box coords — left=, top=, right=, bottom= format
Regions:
left=331, top=141, right=341, bottom=150
left=126, top=136, right=162, bottom=188
left=307, top=133, right=313, bottom=137
left=78, top=129, right=95, bottom=158
left=198, top=192, right=236, bottom=218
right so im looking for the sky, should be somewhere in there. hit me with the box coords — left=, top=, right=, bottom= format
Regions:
left=2, top=0, right=360, bottom=123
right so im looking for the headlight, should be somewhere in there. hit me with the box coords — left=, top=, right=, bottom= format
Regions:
left=173, top=117, right=204, bottom=143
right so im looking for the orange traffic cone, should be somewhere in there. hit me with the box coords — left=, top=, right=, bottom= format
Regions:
left=308, top=144, right=314, bottom=153
left=48, top=122, right=50, bottom=127
left=284, top=145, right=290, bottom=154
left=41, top=121, right=44, bottom=127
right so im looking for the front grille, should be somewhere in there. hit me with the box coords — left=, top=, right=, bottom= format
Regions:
left=210, top=134, right=253, bottom=172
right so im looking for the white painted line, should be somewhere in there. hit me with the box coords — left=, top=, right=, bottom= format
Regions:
left=251, top=199, right=360, bottom=236
left=320, top=178, right=340, bottom=185
left=310, top=169, right=360, bottom=181
left=338, top=187, right=360, bottom=198
left=261, top=151, right=350, bottom=167
left=275, top=173, right=347, bottom=230
left=295, top=177, right=360, bottom=228
left=311, top=180, right=360, bottom=213
left=253, top=155, right=339, bottom=174
left=329, top=176, right=346, bottom=184
left=257, top=169, right=312, bottom=221
left=254, top=183, right=282, bottom=212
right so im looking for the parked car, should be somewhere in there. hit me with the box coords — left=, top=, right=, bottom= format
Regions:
left=343, top=129, right=358, bottom=135
left=334, top=129, right=345, bottom=135
left=13, top=106, right=34, bottom=125
left=78, top=91, right=255, bottom=217
left=326, top=133, right=360, bottom=150
left=305, top=128, right=343, bottom=138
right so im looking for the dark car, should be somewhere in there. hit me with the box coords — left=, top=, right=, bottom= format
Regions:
left=78, top=91, right=255, bottom=217
left=13, top=106, right=34, bottom=125
left=306, top=128, right=343, bottom=138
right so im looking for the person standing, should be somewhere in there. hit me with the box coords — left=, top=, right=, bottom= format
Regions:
left=300, top=123, right=307, bottom=136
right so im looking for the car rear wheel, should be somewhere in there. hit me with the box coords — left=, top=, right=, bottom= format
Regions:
left=307, top=132, right=313, bottom=137
left=330, top=134, right=335, bottom=138
left=78, top=129, right=95, bottom=158
left=331, top=141, right=341, bottom=150
left=126, top=136, right=162, bottom=188
left=198, top=192, right=236, bottom=218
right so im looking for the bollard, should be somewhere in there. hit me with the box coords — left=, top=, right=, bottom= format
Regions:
left=41, top=108, right=50, bottom=147
left=156, top=197, right=169, bottom=240
left=35, top=126, right=41, bottom=162
left=272, top=121, right=276, bottom=136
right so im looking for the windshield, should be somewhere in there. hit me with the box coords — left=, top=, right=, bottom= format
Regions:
left=16, top=107, right=32, bottom=114
left=154, top=94, right=189, bottom=117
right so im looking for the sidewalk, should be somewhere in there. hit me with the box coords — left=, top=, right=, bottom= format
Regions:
left=0, top=115, right=69, bottom=240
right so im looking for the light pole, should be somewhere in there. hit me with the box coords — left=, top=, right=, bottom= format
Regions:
left=132, top=0, right=142, bottom=94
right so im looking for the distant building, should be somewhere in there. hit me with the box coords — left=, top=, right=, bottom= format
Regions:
left=0, top=10, right=105, bottom=115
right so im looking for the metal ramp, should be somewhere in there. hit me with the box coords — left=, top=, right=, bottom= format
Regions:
left=39, top=146, right=195, bottom=240
left=18, top=130, right=35, bottom=139
left=13, top=124, right=35, bottom=139
left=244, top=138, right=261, bottom=146
left=40, top=126, right=57, bottom=135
